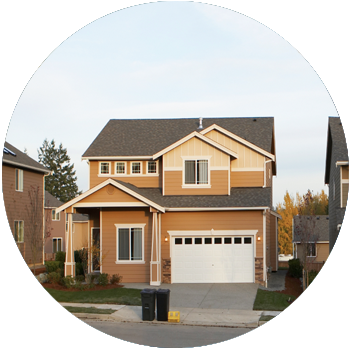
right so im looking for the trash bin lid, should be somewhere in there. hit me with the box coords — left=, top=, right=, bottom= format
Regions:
left=156, top=288, right=170, bottom=294
left=141, top=288, right=156, bottom=294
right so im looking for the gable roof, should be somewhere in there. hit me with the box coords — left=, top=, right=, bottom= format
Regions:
left=325, top=117, right=349, bottom=184
left=45, top=191, right=63, bottom=208
left=82, top=117, right=275, bottom=159
left=3, top=142, right=51, bottom=174
left=293, top=215, right=329, bottom=242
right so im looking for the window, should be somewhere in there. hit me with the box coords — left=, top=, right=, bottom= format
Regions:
left=115, top=162, right=126, bottom=174
left=341, top=165, right=349, bottom=208
left=117, top=226, right=144, bottom=262
left=244, top=237, right=252, bottom=244
left=184, top=160, right=208, bottom=185
left=307, top=243, right=316, bottom=257
left=65, top=213, right=69, bottom=232
left=185, top=238, right=192, bottom=244
left=204, top=237, right=212, bottom=244
left=53, top=238, right=62, bottom=253
left=15, top=169, right=23, bottom=191
left=214, top=237, right=222, bottom=244
left=100, top=162, right=110, bottom=174
left=52, top=209, right=60, bottom=221
left=175, top=238, right=182, bottom=245
left=147, top=161, right=157, bottom=174
left=194, top=238, right=202, bottom=244
left=14, top=221, right=24, bottom=242
left=224, top=237, right=232, bottom=244
left=131, top=162, right=142, bottom=174
left=234, top=237, right=242, bottom=244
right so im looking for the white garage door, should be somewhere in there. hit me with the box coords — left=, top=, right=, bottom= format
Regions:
left=172, top=236, right=254, bottom=283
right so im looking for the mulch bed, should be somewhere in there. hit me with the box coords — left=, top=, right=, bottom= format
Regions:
left=275, top=271, right=303, bottom=298
left=43, top=283, right=124, bottom=292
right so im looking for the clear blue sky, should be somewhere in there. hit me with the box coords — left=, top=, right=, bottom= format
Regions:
left=5, top=1, right=337, bottom=205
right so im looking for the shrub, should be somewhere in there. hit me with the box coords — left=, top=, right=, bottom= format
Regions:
left=45, top=261, right=61, bottom=273
left=110, top=274, right=123, bottom=285
left=98, top=273, right=109, bottom=286
left=288, top=258, right=303, bottom=278
left=75, top=262, right=84, bottom=276
left=47, top=272, right=62, bottom=285
left=62, top=275, right=75, bottom=289
left=86, top=273, right=98, bottom=285
left=55, top=251, right=66, bottom=263
left=308, top=270, right=318, bottom=285
left=74, top=250, right=82, bottom=264
left=75, top=275, right=85, bottom=283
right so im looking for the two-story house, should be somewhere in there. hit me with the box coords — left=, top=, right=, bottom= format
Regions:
left=2, top=142, right=51, bottom=272
left=325, top=117, right=349, bottom=252
left=57, top=117, right=280, bottom=286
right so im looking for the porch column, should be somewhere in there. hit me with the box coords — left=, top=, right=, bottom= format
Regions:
left=64, top=211, right=75, bottom=277
left=150, top=208, right=161, bottom=286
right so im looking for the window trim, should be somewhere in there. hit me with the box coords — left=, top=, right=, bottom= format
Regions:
left=15, top=168, right=23, bottom=192
left=115, top=224, right=146, bottom=264
left=52, top=209, right=60, bottom=221
left=115, top=162, right=126, bottom=175
left=146, top=160, right=158, bottom=175
left=182, top=156, right=211, bottom=188
left=14, top=220, right=24, bottom=243
left=130, top=162, right=143, bottom=176
left=99, top=161, right=111, bottom=175
left=306, top=242, right=317, bottom=258
left=52, top=237, right=62, bottom=253
left=340, top=165, right=349, bottom=208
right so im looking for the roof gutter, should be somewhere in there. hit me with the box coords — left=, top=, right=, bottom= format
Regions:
left=3, top=159, right=51, bottom=174
left=165, top=207, right=270, bottom=212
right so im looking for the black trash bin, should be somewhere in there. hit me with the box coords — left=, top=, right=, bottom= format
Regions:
left=156, top=289, right=170, bottom=321
left=140, top=288, right=156, bottom=321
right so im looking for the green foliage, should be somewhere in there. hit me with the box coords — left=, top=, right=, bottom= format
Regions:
left=288, top=258, right=303, bottom=278
left=55, top=251, right=66, bottom=263
left=75, top=262, right=84, bottom=276
left=47, top=272, right=62, bottom=285
left=98, top=273, right=109, bottom=286
left=86, top=273, right=98, bottom=285
left=75, top=275, right=85, bottom=283
left=45, top=261, right=61, bottom=273
left=38, top=139, right=82, bottom=202
left=110, top=274, right=123, bottom=285
left=254, top=289, right=296, bottom=311
left=1, top=278, right=325, bottom=349
left=61, top=275, right=75, bottom=289
left=74, top=250, right=82, bottom=264
left=308, top=270, right=318, bottom=285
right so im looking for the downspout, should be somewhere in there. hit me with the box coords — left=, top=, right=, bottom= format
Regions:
left=42, top=172, right=51, bottom=265
left=263, top=209, right=267, bottom=287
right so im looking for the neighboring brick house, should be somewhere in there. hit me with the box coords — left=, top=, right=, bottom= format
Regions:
left=292, top=215, right=329, bottom=265
left=57, top=117, right=280, bottom=286
left=2, top=142, right=51, bottom=270
left=44, top=191, right=88, bottom=258
left=325, top=117, right=349, bottom=252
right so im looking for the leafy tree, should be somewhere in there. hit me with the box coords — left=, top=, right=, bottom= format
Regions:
left=38, top=139, right=81, bottom=202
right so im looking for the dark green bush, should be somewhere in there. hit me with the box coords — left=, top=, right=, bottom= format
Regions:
left=74, top=250, right=82, bottom=264
left=47, top=272, right=62, bottom=285
left=110, top=274, right=123, bottom=285
left=98, top=273, right=109, bottom=286
left=288, top=258, right=303, bottom=278
left=61, top=275, right=75, bottom=289
left=308, top=270, right=318, bottom=285
left=55, top=251, right=66, bottom=263
left=75, top=275, right=85, bottom=282
left=86, top=273, right=98, bottom=285
left=45, top=261, right=61, bottom=273
left=75, top=262, right=84, bottom=276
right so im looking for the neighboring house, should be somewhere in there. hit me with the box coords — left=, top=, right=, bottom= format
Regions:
left=56, top=117, right=280, bottom=286
left=2, top=142, right=51, bottom=270
left=325, top=117, right=349, bottom=252
left=44, top=191, right=88, bottom=257
left=292, top=215, right=329, bottom=264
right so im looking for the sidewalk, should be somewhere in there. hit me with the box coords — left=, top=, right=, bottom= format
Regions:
left=60, top=303, right=281, bottom=328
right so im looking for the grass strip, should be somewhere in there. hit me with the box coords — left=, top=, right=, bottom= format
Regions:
left=253, top=289, right=296, bottom=311
left=44, top=287, right=142, bottom=305
left=259, top=315, right=275, bottom=322
left=64, top=306, right=116, bottom=314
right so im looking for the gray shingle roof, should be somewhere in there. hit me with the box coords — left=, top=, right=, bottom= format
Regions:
left=113, top=179, right=272, bottom=208
left=293, top=215, right=329, bottom=242
left=325, top=117, right=349, bottom=183
left=3, top=142, right=50, bottom=174
left=45, top=191, right=63, bottom=208
left=82, top=117, right=275, bottom=157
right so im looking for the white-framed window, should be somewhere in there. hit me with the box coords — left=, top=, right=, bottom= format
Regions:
left=52, top=209, right=60, bottom=221
left=115, top=162, right=126, bottom=175
left=99, top=162, right=111, bottom=175
left=147, top=161, right=158, bottom=174
left=131, top=162, right=142, bottom=175
left=14, top=220, right=24, bottom=242
left=65, top=213, right=69, bottom=232
left=307, top=243, right=316, bottom=257
left=15, top=168, right=23, bottom=191
left=116, top=224, right=145, bottom=263
left=52, top=238, right=62, bottom=253
left=184, top=159, right=209, bottom=185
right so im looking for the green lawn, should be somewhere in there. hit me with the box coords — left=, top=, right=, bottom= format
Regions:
left=64, top=306, right=116, bottom=314
left=44, top=287, right=142, bottom=305
left=253, top=289, right=296, bottom=311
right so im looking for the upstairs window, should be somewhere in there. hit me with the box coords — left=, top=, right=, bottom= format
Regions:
left=184, top=159, right=208, bottom=185
left=14, top=221, right=24, bottom=242
left=147, top=161, right=157, bottom=174
left=131, top=162, right=142, bottom=174
left=307, top=243, right=316, bottom=257
left=100, top=162, right=110, bottom=174
left=52, top=209, right=60, bottom=221
left=115, top=162, right=126, bottom=174
left=15, top=169, right=23, bottom=191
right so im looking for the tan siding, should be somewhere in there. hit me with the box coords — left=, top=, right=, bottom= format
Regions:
left=44, top=208, right=65, bottom=254
left=164, top=170, right=229, bottom=195
left=342, top=183, right=349, bottom=207
left=230, top=171, right=264, bottom=187
left=316, top=243, right=329, bottom=262
left=161, top=211, right=264, bottom=259
left=101, top=208, right=152, bottom=283
left=342, top=165, right=349, bottom=179
left=80, top=184, right=142, bottom=204
left=2, top=164, right=45, bottom=265
left=73, top=222, right=89, bottom=250
left=269, top=215, right=278, bottom=271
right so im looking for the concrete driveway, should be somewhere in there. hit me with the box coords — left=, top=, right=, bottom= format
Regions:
left=122, top=283, right=259, bottom=310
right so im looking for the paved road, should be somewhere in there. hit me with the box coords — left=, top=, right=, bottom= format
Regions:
left=82, top=320, right=253, bottom=347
